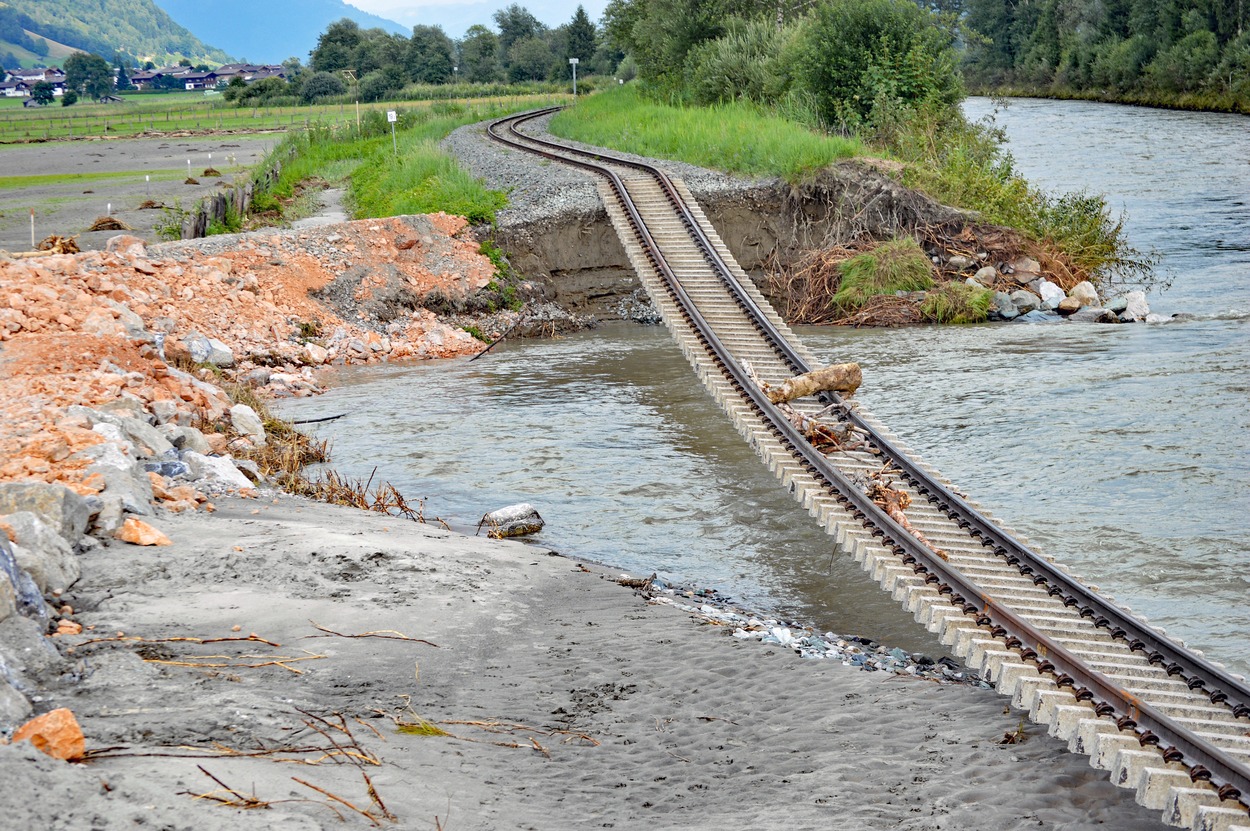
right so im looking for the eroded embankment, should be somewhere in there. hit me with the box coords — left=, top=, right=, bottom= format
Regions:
left=489, top=160, right=971, bottom=318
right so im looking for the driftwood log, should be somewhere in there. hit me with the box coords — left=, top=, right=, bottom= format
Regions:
left=765, top=363, right=861, bottom=403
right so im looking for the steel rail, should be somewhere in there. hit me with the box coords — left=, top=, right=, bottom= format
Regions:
left=485, top=108, right=1250, bottom=810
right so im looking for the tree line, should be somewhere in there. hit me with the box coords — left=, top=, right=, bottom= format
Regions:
left=961, top=0, right=1250, bottom=102
left=299, top=4, right=620, bottom=103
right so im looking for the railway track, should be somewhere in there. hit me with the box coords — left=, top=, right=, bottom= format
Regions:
left=486, top=107, right=1250, bottom=830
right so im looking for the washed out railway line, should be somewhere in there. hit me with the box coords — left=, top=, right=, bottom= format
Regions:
left=486, top=108, right=1250, bottom=830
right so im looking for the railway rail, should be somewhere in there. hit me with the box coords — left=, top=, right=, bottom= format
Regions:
left=486, top=107, right=1250, bottom=830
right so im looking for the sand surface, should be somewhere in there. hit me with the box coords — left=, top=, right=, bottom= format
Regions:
left=0, top=493, right=1166, bottom=830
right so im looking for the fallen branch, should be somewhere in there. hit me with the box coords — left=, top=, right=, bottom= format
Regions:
left=292, top=777, right=383, bottom=826
left=306, top=620, right=438, bottom=648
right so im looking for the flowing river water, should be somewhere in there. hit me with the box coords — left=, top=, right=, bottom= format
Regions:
left=278, top=98, right=1249, bottom=674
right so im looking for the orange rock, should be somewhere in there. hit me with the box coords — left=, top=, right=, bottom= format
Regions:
left=116, top=517, right=172, bottom=546
left=10, top=708, right=86, bottom=761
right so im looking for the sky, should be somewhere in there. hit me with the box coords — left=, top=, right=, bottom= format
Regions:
left=345, top=0, right=611, bottom=36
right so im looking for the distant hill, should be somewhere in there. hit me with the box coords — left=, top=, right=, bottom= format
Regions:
left=1, top=0, right=231, bottom=66
left=152, top=0, right=409, bottom=64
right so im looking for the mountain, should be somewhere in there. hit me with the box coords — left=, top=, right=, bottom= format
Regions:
left=152, top=0, right=409, bottom=64
left=1, top=0, right=231, bottom=66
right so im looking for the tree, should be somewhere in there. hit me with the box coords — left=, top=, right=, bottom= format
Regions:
left=64, top=52, right=114, bottom=100
left=494, top=4, right=546, bottom=58
left=507, top=36, right=553, bottom=81
left=567, top=5, right=598, bottom=62
left=61, top=89, right=78, bottom=106
left=31, top=37, right=48, bottom=57
left=312, top=18, right=364, bottom=72
left=407, top=25, right=455, bottom=83
left=115, top=56, right=131, bottom=91
left=301, top=70, right=347, bottom=102
left=799, top=0, right=963, bottom=129
left=30, top=80, right=55, bottom=105
left=460, top=25, right=504, bottom=82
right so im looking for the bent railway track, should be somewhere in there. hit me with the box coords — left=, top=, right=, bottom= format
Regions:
left=487, top=107, right=1250, bottom=830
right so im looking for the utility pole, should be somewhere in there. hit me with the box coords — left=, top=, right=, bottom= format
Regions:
left=568, top=57, right=579, bottom=97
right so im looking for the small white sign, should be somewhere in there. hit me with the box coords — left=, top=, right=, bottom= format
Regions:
left=387, top=110, right=397, bottom=123
left=569, top=57, right=579, bottom=65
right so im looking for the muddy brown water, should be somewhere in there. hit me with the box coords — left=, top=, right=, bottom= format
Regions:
left=279, top=98, right=1249, bottom=674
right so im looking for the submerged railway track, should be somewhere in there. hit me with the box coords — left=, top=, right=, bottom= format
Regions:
left=487, top=108, right=1250, bottom=830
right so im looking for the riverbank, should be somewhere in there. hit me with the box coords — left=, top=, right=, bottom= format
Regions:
left=967, top=85, right=1250, bottom=116
left=1, top=490, right=1166, bottom=830
left=0, top=213, right=1170, bottom=827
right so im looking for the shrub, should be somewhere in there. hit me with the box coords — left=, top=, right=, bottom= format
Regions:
left=301, top=71, right=347, bottom=103
left=833, top=237, right=934, bottom=312
left=683, top=18, right=801, bottom=106
left=798, top=0, right=963, bottom=131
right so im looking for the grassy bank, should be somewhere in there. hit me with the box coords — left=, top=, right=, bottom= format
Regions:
left=255, top=99, right=559, bottom=225
left=966, top=84, right=1250, bottom=116
left=550, top=86, right=863, bottom=183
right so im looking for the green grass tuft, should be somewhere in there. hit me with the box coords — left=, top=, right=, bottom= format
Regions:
left=833, top=237, right=934, bottom=312
left=920, top=281, right=994, bottom=324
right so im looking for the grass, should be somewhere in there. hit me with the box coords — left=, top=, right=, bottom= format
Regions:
left=0, top=89, right=572, bottom=143
left=832, top=237, right=934, bottom=312
left=257, top=100, right=555, bottom=225
left=549, top=86, right=864, bottom=183
left=920, top=281, right=994, bottom=324
left=0, top=168, right=194, bottom=190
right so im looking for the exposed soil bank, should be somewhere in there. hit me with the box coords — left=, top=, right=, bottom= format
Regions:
left=488, top=163, right=970, bottom=319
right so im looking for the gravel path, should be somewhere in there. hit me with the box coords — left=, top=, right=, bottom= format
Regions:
left=442, top=111, right=778, bottom=228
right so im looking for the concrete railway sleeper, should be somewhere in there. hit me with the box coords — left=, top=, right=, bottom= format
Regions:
left=486, top=108, right=1250, bottom=829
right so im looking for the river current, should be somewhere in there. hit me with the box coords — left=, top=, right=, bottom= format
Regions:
left=279, top=98, right=1249, bottom=675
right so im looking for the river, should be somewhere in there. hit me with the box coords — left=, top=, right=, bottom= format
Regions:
left=277, top=98, right=1249, bottom=675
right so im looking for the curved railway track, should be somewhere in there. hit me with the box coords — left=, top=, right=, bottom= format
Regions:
left=486, top=107, right=1250, bottom=830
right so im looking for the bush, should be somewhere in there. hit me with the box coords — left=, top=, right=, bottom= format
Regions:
left=833, top=237, right=934, bottom=312
left=683, top=18, right=801, bottom=107
left=301, top=71, right=347, bottom=103
left=798, top=0, right=963, bottom=131
left=60, top=90, right=78, bottom=106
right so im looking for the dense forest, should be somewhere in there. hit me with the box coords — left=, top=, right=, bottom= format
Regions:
left=961, top=0, right=1250, bottom=106
left=4, top=0, right=229, bottom=66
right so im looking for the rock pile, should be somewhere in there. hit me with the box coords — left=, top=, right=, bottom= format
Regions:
left=0, top=213, right=506, bottom=744
left=956, top=255, right=1155, bottom=324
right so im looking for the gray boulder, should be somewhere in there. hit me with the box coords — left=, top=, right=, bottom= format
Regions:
left=1121, top=290, right=1150, bottom=322
left=183, top=452, right=254, bottom=490
left=1009, top=290, right=1039, bottom=315
left=183, top=332, right=235, bottom=367
left=79, top=442, right=153, bottom=516
left=230, top=404, right=267, bottom=446
left=162, top=425, right=213, bottom=455
left=1014, top=309, right=1063, bottom=323
left=989, top=292, right=1019, bottom=320
left=71, top=406, right=174, bottom=458
left=1105, top=296, right=1129, bottom=314
left=1, top=513, right=79, bottom=594
left=973, top=266, right=998, bottom=286
left=0, top=537, right=45, bottom=626
left=1036, top=279, right=1065, bottom=310
left=0, top=483, right=89, bottom=542
left=1068, top=307, right=1120, bottom=323
left=1068, top=280, right=1100, bottom=307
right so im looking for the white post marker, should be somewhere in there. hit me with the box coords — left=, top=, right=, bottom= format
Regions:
left=387, top=110, right=398, bottom=156
left=146, top=174, right=150, bottom=196
left=30, top=208, right=35, bottom=249
left=569, top=57, right=579, bottom=97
